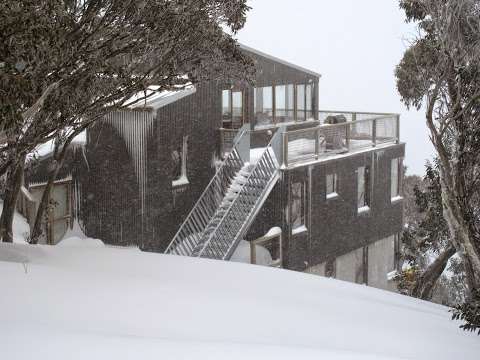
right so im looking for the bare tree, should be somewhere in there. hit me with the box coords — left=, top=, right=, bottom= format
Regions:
left=0, top=0, right=255, bottom=243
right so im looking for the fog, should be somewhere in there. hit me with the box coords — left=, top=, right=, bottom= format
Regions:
left=238, top=0, right=434, bottom=175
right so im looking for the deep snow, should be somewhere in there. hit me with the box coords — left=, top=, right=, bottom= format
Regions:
left=1, top=241, right=479, bottom=360
left=1, top=202, right=479, bottom=359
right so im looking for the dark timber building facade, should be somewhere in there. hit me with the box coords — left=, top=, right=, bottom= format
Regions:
left=25, top=45, right=404, bottom=292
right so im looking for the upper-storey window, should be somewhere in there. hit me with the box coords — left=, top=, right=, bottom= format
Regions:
left=357, top=165, right=371, bottom=212
left=275, top=84, right=295, bottom=123
left=391, top=157, right=402, bottom=200
left=252, top=81, right=316, bottom=128
left=222, top=89, right=243, bottom=129
left=222, top=90, right=231, bottom=121
left=296, top=84, right=306, bottom=121
left=254, top=86, right=273, bottom=127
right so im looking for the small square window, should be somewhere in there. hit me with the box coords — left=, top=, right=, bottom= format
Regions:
left=326, top=173, right=338, bottom=199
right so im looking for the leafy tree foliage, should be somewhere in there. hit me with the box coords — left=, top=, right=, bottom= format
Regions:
left=0, top=0, right=254, bottom=242
left=398, top=163, right=466, bottom=305
left=396, top=0, right=480, bottom=332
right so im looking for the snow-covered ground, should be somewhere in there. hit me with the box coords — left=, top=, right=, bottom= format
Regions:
left=1, top=202, right=479, bottom=359
left=1, top=240, right=479, bottom=360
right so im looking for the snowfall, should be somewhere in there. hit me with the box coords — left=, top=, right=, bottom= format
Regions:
left=1, top=206, right=479, bottom=359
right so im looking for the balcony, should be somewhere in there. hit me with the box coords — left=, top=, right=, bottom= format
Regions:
left=219, top=110, right=400, bottom=169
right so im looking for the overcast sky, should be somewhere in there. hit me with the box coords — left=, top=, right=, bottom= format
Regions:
left=237, top=0, right=433, bottom=175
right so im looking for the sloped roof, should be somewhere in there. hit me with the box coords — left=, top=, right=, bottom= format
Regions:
left=128, top=85, right=196, bottom=112
left=239, top=43, right=321, bottom=78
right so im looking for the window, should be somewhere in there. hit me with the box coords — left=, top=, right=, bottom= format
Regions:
left=275, top=84, right=295, bottom=123
left=306, top=83, right=314, bottom=120
left=172, top=136, right=189, bottom=187
left=326, top=173, right=338, bottom=199
left=232, top=91, right=243, bottom=127
left=357, top=165, right=370, bottom=211
left=222, top=89, right=243, bottom=128
left=296, top=84, right=306, bottom=121
left=222, top=90, right=231, bottom=122
left=391, top=158, right=402, bottom=200
left=254, top=86, right=273, bottom=127
left=291, top=181, right=307, bottom=232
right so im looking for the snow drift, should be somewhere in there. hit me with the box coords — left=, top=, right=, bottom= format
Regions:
left=0, top=241, right=479, bottom=360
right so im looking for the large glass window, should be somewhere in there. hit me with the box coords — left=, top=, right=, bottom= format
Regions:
left=275, top=84, right=295, bottom=123
left=232, top=91, right=243, bottom=127
left=296, top=84, right=306, bottom=121
left=357, top=165, right=370, bottom=210
left=254, top=86, right=273, bottom=127
left=222, top=89, right=243, bottom=129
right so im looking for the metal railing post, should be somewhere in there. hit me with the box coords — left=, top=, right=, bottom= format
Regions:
left=346, top=123, right=350, bottom=151
left=314, top=127, right=320, bottom=159
left=396, top=114, right=400, bottom=143
left=372, top=118, right=377, bottom=147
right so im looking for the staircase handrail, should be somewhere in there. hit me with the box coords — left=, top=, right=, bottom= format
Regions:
left=196, top=131, right=280, bottom=258
left=166, top=126, right=250, bottom=254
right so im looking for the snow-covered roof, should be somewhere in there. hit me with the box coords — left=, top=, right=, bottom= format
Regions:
left=128, top=85, right=196, bottom=112
left=239, top=43, right=321, bottom=78
left=30, top=131, right=86, bottom=160
left=0, top=240, right=479, bottom=359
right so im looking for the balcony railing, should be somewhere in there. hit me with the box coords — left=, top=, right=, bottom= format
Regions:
left=281, top=112, right=400, bottom=168
left=219, top=110, right=401, bottom=167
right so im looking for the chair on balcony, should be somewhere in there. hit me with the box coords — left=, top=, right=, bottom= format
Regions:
left=322, top=115, right=347, bottom=151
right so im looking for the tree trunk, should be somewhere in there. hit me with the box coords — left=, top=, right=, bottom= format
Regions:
left=440, top=173, right=480, bottom=294
left=0, top=155, right=26, bottom=243
left=412, top=243, right=456, bottom=300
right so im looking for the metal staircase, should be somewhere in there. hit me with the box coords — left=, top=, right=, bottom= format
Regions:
left=166, top=128, right=280, bottom=260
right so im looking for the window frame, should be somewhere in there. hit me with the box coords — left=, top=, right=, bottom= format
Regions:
left=326, top=173, right=339, bottom=199
left=254, top=86, right=274, bottom=127
left=357, top=165, right=371, bottom=213
left=290, top=180, right=307, bottom=233
left=390, top=157, right=403, bottom=201
left=296, top=84, right=306, bottom=121
left=222, top=89, right=244, bottom=128
left=172, top=135, right=189, bottom=187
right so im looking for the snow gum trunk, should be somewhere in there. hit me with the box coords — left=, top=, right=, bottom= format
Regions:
left=0, top=155, right=26, bottom=243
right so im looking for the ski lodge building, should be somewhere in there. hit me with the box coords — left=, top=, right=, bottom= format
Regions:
left=24, top=44, right=405, bottom=291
